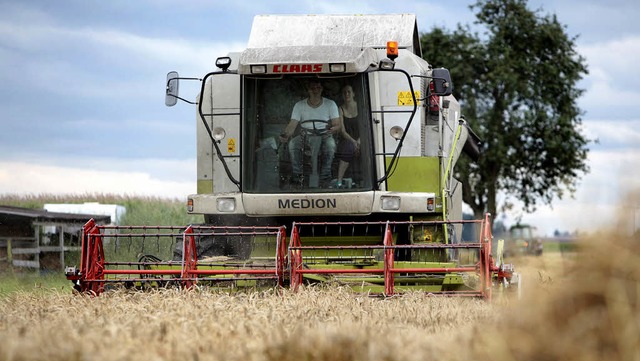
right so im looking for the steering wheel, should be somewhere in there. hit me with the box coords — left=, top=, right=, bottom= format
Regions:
left=298, top=119, right=330, bottom=136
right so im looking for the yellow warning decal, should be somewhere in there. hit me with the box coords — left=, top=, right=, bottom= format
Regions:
left=397, top=90, right=421, bottom=106
left=227, top=138, right=236, bottom=153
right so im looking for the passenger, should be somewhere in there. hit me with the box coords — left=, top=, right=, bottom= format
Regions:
left=280, top=80, right=340, bottom=187
left=335, top=84, right=361, bottom=188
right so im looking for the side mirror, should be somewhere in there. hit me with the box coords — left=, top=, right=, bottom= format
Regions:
left=165, top=71, right=179, bottom=107
left=432, top=68, right=453, bottom=96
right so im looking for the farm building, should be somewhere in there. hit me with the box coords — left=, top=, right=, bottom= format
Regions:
left=0, top=205, right=111, bottom=273
left=44, top=202, right=126, bottom=225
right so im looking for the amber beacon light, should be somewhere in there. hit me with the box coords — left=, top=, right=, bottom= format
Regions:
left=386, top=41, right=398, bottom=60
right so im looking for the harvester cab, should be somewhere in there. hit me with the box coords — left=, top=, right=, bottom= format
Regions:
left=67, top=14, right=518, bottom=298
left=167, top=14, right=474, bottom=226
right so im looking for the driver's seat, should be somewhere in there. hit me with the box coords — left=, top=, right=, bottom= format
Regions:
left=288, top=120, right=333, bottom=188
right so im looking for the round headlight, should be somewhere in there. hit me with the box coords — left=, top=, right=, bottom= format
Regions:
left=213, top=127, right=226, bottom=141
left=390, top=126, right=404, bottom=140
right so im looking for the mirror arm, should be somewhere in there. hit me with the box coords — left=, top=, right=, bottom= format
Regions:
left=166, top=94, right=197, bottom=105
left=165, top=76, right=202, bottom=106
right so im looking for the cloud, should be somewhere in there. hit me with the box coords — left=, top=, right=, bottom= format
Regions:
left=510, top=146, right=640, bottom=236
left=0, top=159, right=195, bottom=199
left=578, top=35, right=640, bottom=119
left=0, top=4, right=241, bottom=161
left=584, top=119, right=640, bottom=147
left=533, top=0, right=640, bottom=43
left=0, top=9, right=245, bottom=101
left=501, top=118, right=640, bottom=235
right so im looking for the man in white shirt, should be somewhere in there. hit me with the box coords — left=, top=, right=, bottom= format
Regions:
left=280, top=80, right=340, bottom=187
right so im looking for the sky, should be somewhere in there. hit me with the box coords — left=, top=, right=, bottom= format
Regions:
left=0, top=0, right=639, bottom=236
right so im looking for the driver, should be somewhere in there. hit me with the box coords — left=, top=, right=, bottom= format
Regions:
left=280, top=79, right=340, bottom=187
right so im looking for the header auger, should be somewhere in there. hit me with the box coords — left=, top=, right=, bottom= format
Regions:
left=66, top=214, right=518, bottom=299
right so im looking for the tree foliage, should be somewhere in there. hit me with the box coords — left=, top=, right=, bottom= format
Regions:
left=420, top=0, right=590, bottom=219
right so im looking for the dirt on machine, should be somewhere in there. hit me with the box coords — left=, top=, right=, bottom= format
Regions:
left=65, top=14, right=519, bottom=299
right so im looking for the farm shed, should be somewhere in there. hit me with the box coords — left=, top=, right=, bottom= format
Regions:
left=44, top=202, right=126, bottom=225
left=0, top=205, right=111, bottom=272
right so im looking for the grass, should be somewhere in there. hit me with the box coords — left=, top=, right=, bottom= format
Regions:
left=0, top=273, right=71, bottom=297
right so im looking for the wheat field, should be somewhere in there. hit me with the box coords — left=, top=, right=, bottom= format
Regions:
left=0, top=193, right=638, bottom=360
left=1, top=228, right=637, bottom=361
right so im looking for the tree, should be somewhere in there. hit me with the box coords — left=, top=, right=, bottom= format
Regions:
left=420, top=0, right=590, bottom=220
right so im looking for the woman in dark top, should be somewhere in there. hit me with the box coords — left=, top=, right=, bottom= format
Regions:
left=336, top=84, right=360, bottom=187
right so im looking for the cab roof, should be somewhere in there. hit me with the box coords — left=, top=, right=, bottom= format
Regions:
left=246, top=14, right=421, bottom=57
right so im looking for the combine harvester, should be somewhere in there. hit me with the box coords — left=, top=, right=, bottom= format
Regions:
left=66, top=14, right=518, bottom=299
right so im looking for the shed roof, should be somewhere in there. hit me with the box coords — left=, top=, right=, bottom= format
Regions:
left=0, top=205, right=111, bottom=225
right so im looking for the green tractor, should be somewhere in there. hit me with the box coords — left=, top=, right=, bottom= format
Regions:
left=503, top=224, right=543, bottom=258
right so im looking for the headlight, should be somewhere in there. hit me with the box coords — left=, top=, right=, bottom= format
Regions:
left=215, top=57, right=232, bottom=71
left=216, top=198, right=236, bottom=212
left=329, top=63, right=346, bottom=73
left=381, top=196, right=401, bottom=211
left=251, top=65, right=267, bottom=74
left=378, top=58, right=395, bottom=70
left=213, top=127, right=226, bottom=141
left=390, top=126, right=404, bottom=140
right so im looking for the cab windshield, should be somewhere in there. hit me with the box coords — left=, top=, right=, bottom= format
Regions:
left=242, top=74, right=373, bottom=193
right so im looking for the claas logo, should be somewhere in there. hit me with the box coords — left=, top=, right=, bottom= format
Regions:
left=272, top=64, right=323, bottom=73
